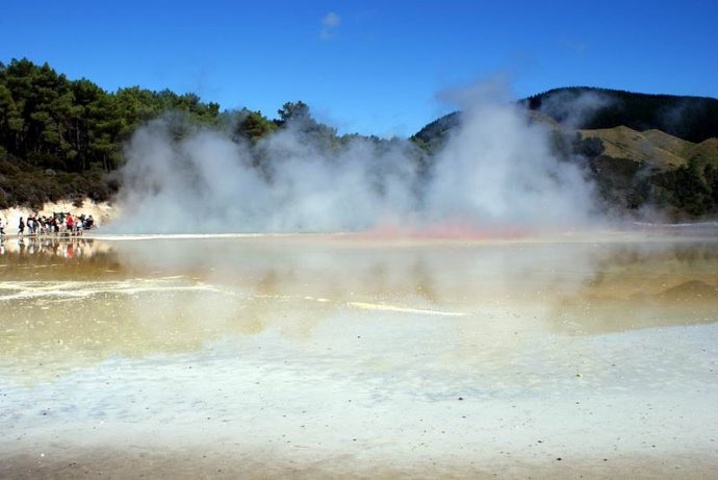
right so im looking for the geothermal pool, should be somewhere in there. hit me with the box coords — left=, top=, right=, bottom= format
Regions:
left=1, top=228, right=717, bottom=478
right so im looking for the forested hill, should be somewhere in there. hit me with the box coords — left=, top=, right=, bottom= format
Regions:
left=522, top=87, right=718, bottom=143
left=413, top=87, right=718, bottom=146
left=0, top=58, right=343, bottom=209
left=0, top=59, right=221, bottom=174
left=0, top=58, right=227, bottom=208
left=1, top=59, right=717, bottom=219
left=413, top=87, right=718, bottom=218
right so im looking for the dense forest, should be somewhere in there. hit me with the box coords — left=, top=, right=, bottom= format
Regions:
left=1, top=58, right=717, bottom=219
left=0, top=58, right=366, bottom=209
left=0, top=59, right=221, bottom=207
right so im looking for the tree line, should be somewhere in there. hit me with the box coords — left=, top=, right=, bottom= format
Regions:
left=0, top=58, right=395, bottom=209
left=0, top=58, right=221, bottom=174
left=1, top=59, right=716, bottom=218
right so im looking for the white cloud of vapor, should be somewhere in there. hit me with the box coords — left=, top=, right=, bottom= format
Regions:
left=110, top=80, right=601, bottom=234
left=427, top=79, right=597, bottom=226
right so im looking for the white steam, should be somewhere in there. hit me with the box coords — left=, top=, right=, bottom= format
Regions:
left=111, top=81, right=600, bottom=234
left=115, top=118, right=420, bottom=233
left=427, top=81, right=596, bottom=226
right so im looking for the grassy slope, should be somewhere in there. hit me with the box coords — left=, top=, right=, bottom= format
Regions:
left=689, top=138, right=718, bottom=164
left=579, top=126, right=693, bottom=170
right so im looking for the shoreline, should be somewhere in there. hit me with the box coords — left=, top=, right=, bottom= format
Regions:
left=1, top=200, right=718, bottom=240
left=2, top=224, right=717, bottom=253
left=2, top=447, right=716, bottom=479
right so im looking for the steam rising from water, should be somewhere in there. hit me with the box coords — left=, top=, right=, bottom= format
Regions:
left=112, top=81, right=598, bottom=233
left=427, top=81, right=596, bottom=226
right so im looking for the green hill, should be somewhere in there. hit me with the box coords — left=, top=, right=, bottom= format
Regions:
left=577, top=127, right=718, bottom=215
left=413, top=87, right=718, bottom=219
left=523, top=87, right=718, bottom=143
left=579, top=126, right=690, bottom=170
left=1, top=60, right=716, bottom=220
left=0, top=58, right=224, bottom=208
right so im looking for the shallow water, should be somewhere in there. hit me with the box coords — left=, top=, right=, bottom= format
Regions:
left=1, top=229, right=717, bottom=477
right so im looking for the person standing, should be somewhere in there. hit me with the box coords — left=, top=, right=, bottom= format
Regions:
left=66, top=214, right=74, bottom=236
left=18, top=216, right=25, bottom=240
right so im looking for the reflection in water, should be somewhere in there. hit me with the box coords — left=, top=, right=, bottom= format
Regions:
left=1, top=236, right=99, bottom=258
left=1, top=230, right=718, bottom=477
left=2, top=231, right=717, bottom=376
left=554, top=242, right=718, bottom=334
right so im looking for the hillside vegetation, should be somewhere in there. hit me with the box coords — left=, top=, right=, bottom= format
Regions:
left=1, top=59, right=717, bottom=219
left=524, top=87, right=718, bottom=143
left=548, top=88, right=718, bottom=218
left=0, top=59, right=222, bottom=208
left=576, top=126, right=718, bottom=216
left=414, top=87, right=718, bottom=218
left=0, top=58, right=400, bottom=210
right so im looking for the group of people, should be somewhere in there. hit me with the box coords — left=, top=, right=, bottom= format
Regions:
left=1, top=212, right=95, bottom=242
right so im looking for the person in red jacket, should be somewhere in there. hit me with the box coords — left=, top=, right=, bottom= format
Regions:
left=66, top=214, right=74, bottom=235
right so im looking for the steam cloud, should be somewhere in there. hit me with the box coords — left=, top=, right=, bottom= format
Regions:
left=111, top=80, right=600, bottom=234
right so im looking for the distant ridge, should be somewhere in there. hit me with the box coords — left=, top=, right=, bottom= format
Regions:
left=411, top=111, right=462, bottom=151
left=411, top=86, right=718, bottom=218
left=414, top=87, right=718, bottom=145
left=522, top=87, right=718, bottom=143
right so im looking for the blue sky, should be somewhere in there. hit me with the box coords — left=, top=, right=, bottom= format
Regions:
left=1, top=0, right=716, bottom=137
